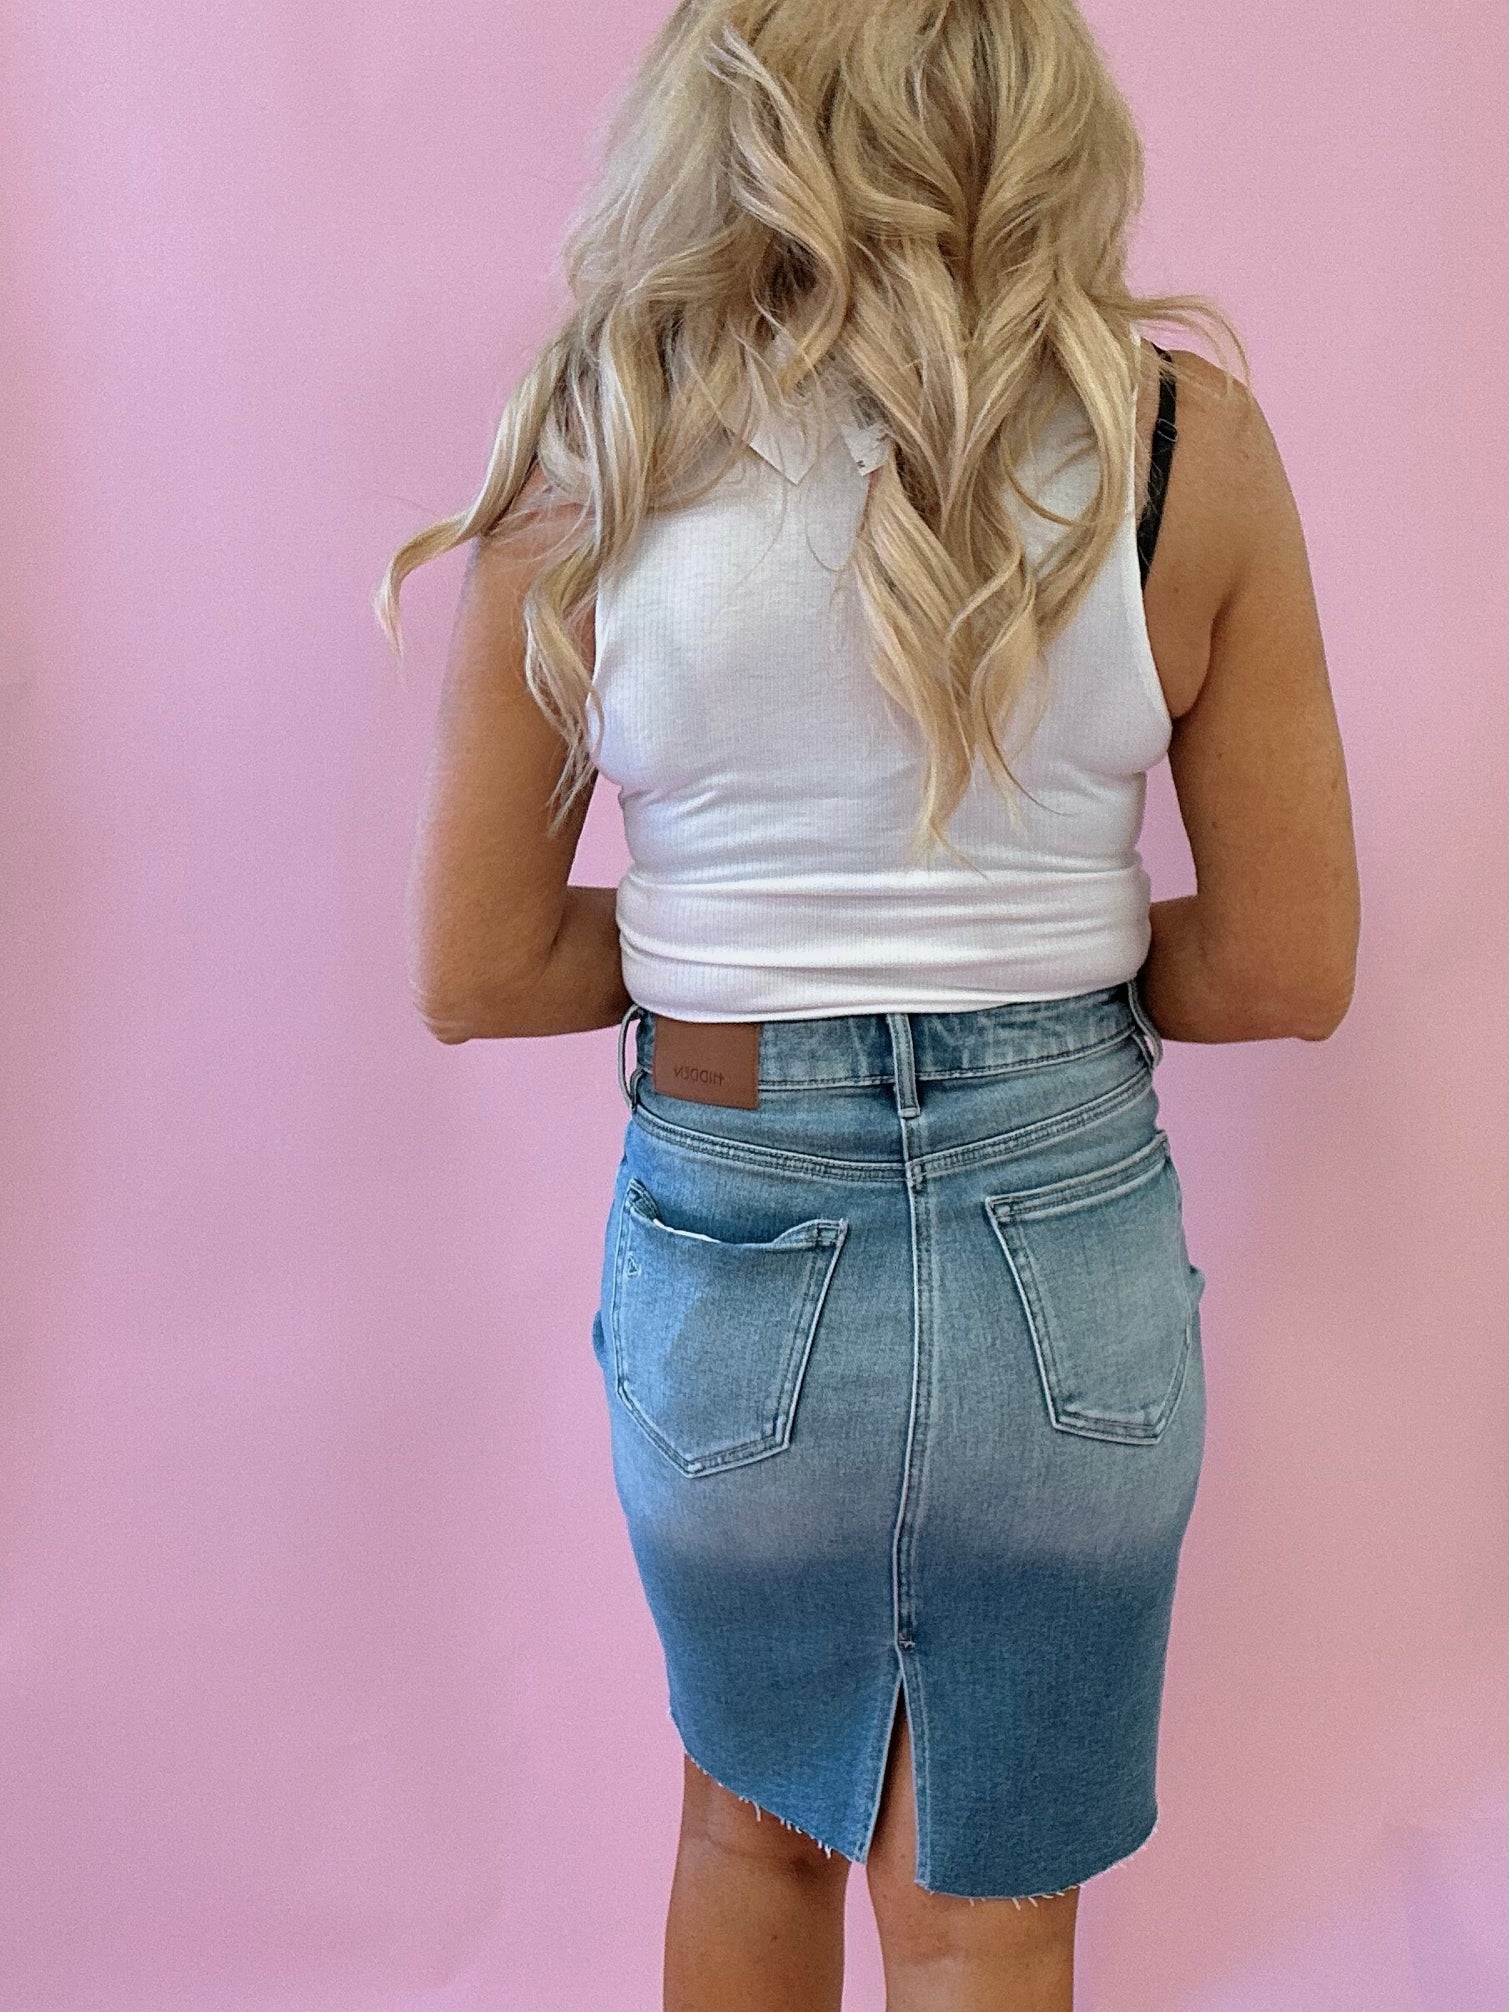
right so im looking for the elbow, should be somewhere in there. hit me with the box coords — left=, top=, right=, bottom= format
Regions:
left=408, top=949, right=491, bottom=1043
left=408, top=932, right=501, bottom=1045
left=1245, top=968, right=1357, bottom=1043
left=412, top=983, right=480, bottom=1044
left=419, top=1006, right=476, bottom=1045
left=1196, top=883, right=1360, bottom=1041
left=410, top=963, right=541, bottom=1045
left=1292, top=967, right=1356, bottom=1042
left=406, top=901, right=554, bottom=1045
left=1287, top=923, right=1361, bottom=1041
left=1200, top=940, right=1358, bottom=1043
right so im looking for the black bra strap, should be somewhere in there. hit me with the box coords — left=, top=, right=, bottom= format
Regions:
left=1137, top=343, right=1178, bottom=588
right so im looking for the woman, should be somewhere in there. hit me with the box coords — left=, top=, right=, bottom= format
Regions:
left=377, top=2, right=1360, bottom=2005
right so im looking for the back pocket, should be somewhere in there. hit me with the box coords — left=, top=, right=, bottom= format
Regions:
left=608, top=1176, right=848, bottom=1476
left=984, top=1133, right=1199, bottom=1445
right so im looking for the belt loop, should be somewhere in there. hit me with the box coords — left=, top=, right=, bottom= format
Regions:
left=886, top=1011, right=920, bottom=1119
left=1126, top=974, right=1164, bottom=1071
left=617, top=1001, right=648, bottom=1111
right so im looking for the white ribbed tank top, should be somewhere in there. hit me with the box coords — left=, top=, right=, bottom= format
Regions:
left=591, top=334, right=1171, bottom=1020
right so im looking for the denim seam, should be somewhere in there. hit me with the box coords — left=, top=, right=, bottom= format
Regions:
left=626, top=1107, right=898, bottom=1183
left=1126, top=975, right=1164, bottom=1071
left=889, top=1021, right=926, bottom=1686
left=893, top=1142, right=935, bottom=1888
left=676, top=1025, right=1139, bottom=1095
left=922, top=1069, right=1151, bottom=1181
left=983, top=1130, right=1170, bottom=1220
left=605, top=1171, right=634, bottom=1391
left=624, top=1176, right=847, bottom=1247
left=626, top=1064, right=1151, bottom=1187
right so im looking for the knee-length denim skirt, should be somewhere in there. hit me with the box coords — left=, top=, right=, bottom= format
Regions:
left=590, top=978, right=1208, bottom=1902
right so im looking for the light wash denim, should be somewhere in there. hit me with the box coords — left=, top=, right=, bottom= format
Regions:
left=592, top=978, right=1207, bottom=1901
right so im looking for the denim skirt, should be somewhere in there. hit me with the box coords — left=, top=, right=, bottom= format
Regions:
left=590, top=978, right=1207, bottom=1902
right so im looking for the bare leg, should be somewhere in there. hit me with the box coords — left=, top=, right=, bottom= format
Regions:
left=664, top=1752, right=853, bottom=2012
left=865, top=1707, right=1079, bottom=2012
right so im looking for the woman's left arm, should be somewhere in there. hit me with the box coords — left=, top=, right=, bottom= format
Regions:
left=405, top=476, right=631, bottom=1044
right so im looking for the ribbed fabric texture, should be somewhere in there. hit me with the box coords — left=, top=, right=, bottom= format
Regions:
left=591, top=334, right=1171, bottom=1020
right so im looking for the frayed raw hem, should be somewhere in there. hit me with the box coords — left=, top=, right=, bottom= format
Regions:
left=669, top=1703, right=853, bottom=1863
left=669, top=1699, right=1163, bottom=1907
left=919, top=1807, right=1164, bottom=1907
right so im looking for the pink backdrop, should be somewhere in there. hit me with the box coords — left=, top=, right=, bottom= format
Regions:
left=1, top=4, right=1504, bottom=2008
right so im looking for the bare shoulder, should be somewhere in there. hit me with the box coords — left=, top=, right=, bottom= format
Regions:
left=1138, top=343, right=1301, bottom=720
left=473, top=462, right=582, bottom=574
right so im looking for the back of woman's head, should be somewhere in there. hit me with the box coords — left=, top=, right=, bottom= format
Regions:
left=378, top=0, right=1246, bottom=865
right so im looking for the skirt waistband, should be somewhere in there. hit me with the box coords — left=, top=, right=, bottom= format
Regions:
left=617, top=979, right=1163, bottom=1112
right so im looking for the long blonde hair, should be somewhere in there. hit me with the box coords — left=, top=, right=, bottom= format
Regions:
left=375, top=0, right=1248, bottom=865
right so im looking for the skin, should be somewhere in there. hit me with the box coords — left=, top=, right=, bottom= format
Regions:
left=404, top=343, right=1361, bottom=2009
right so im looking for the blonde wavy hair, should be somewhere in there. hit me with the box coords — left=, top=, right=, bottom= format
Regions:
left=375, top=0, right=1248, bottom=866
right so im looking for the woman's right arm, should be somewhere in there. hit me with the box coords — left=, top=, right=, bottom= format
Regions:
left=1142, top=363, right=1361, bottom=1044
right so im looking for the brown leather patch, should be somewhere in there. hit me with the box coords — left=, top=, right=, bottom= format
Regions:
left=651, top=1016, right=761, bottom=1109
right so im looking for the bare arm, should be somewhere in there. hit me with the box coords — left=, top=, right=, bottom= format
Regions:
left=406, top=473, right=632, bottom=1043
left=1140, top=357, right=1361, bottom=1043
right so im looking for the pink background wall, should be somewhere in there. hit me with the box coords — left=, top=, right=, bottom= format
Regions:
left=1, top=4, right=1503, bottom=2008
